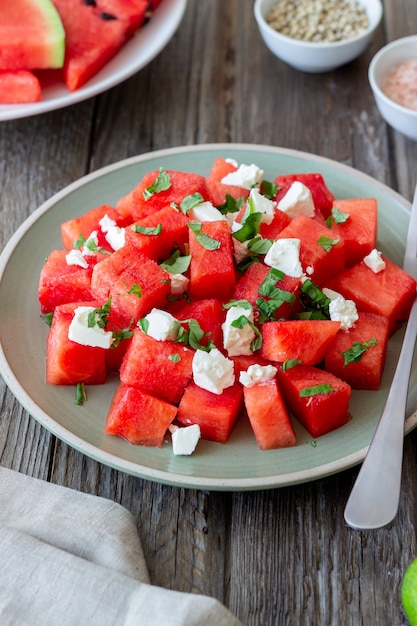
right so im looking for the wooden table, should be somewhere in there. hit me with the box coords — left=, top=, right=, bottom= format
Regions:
left=1, top=1, right=417, bottom=624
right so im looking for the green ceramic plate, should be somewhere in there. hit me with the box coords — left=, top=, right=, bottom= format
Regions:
left=1, top=144, right=416, bottom=490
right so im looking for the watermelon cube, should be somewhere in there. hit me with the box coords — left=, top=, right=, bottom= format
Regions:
left=61, top=204, right=126, bottom=252
left=243, top=378, right=297, bottom=449
left=125, top=205, right=189, bottom=261
left=0, top=70, right=41, bottom=104
left=189, top=220, right=236, bottom=301
left=328, top=255, right=417, bottom=334
left=205, top=157, right=250, bottom=207
left=260, top=319, right=341, bottom=364
left=277, top=364, right=351, bottom=438
left=91, top=244, right=171, bottom=326
left=105, top=383, right=177, bottom=447
left=38, top=249, right=95, bottom=313
left=325, top=311, right=389, bottom=390
left=275, top=214, right=345, bottom=286
left=330, top=198, right=378, bottom=267
left=177, top=381, right=243, bottom=443
left=119, top=328, right=194, bottom=404
left=46, top=301, right=107, bottom=385
left=274, top=173, right=335, bottom=217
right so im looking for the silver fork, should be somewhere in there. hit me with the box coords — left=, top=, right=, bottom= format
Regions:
left=344, top=183, right=417, bottom=530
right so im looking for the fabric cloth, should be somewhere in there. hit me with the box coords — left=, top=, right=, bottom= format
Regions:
left=0, top=467, right=242, bottom=626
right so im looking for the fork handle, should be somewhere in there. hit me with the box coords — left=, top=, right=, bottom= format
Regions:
left=344, top=295, right=417, bottom=530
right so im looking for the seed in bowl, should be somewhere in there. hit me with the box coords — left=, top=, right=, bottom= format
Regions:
left=382, top=59, right=417, bottom=112
left=266, top=0, right=369, bottom=43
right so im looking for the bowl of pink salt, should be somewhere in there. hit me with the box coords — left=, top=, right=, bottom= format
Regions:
left=369, top=35, right=417, bottom=141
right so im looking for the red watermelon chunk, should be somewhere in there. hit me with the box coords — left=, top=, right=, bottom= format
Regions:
left=275, top=214, right=345, bottom=286
left=130, top=169, right=210, bottom=221
left=0, top=70, right=42, bottom=103
left=328, top=255, right=417, bottom=334
left=38, top=249, right=95, bottom=313
left=51, top=0, right=149, bottom=91
left=165, top=298, right=224, bottom=350
left=61, top=204, right=126, bottom=252
left=205, top=157, right=250, bottom=207
left=276, top=364, right=351, bottom=437
left=46, top=301, right=107, bottom=385
left=260, top=319, right=341, bottom=364
left=90, top=244, right=171, bottom=326
left=125, top=205, right=189, bottom=261
left=119, top=328, right=194, bottom=404
left=274, top=173, right=335, bottom=217
left=189, top=220, right=236, bottom=301
left=325, top=311, right=389, bottom=390
left=330, top=198, right=378, bottom=267
left=243, top=378, right=297, bottom=449
left=177, top=380, right=243, bottom=443
left=105, top=383, right=177, bottom=447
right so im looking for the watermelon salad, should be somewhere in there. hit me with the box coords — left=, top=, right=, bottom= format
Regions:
left=38, top=156, right=417, bottom=456
left=0, top=0, right=164, bottom=104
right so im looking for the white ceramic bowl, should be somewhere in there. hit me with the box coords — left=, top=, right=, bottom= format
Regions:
left=254, top=0, right=383, bottom=73
left=368, top=36, right=417, bottom=141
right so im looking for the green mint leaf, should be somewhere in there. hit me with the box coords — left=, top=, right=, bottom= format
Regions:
left=88, top=298, right=111, bottom=329
left=131, top=223, right=162, bottom=236
left=111, top=327, right=134, bottom=348
left=216, top=194, right=245, bottom=215
left=75, top=382, right=87, bottom=406
left=299, top=279, right=330, bottom=318
left=260, top=179, right=278, bottom=199
left=281, top=358, right=303, bottom=371
left=143, top=167, right=171, bottom=200
left=188, top=222, right=221, bottom=250
left=180, top=192, right=205, bottom=214
left=222, top=299, right=252, bottom=310
left=41, top=312, right=53, bottom=326
left=232, top=212, right=262, bottom=243
left=326, top=207, right=350, bottom=227
left=248, top=236, right=273, bottom=255
left=176, top=318, right=215, bottom=351
left=73, top=233, right=110, bottom=255
left=342, top=337, right=377, bottom=366
left=127, top=284, right=142, bottom=298
left=230, top=315, right=262, bottom=351
left=160, top=249, right=191, bottom=274
left=168, top=353, right=181, bottom=363
left=299, top=383, right=336, bottom=397
left=318, top=235, right=340, bottom=252
left=138, top=317, right=149, bottom=333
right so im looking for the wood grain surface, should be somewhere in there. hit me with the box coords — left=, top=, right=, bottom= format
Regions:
left=1, top=1, right=417, bottom=624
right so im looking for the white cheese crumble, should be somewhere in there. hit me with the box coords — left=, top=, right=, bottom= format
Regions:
left=65, top=249, right=89, bottom=269
left=231, top=220, right=249, bottom=264
left=99, top=214, right=125, bottom=251
left=169, top=424, right=201, bottom=456
left=239, top=364, right=278, bottom=387
left=322, top=287, right=359, bottom=330
left=222, top=305, right=255, bottom=357
left=192, top=348, right=235, bottom=395
left=277, top=181, right=315, bottom=218
left=170, top=273, right=190, bottom=296
left=68, top=306, right=113, bottom=349
left=248, top=188, right=276, bottom=225
left=363, top=248, right=386, bottom=273
left=142, top=308, right=180, bottom=341
left=264, top=238, right=304, bottom=277
left=221, top=163, right=264, bottom=189
left=188, top=201, right=226, bottom=222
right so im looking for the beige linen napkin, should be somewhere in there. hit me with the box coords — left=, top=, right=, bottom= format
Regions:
left=0, top=467, right=243, bottom=626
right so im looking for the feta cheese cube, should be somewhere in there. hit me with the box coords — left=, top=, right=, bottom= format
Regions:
left=322, top=288, right=359, bottom=330
left=221, top=163, right=263, bottom=189
left=248, top=188, right=276, bottom=225
left=192, top=348, right=235, bottom=395
left=99, top=215, right=125, bottom=251
left=65, top=249, right=89, bottom=269
left=239, top=364, right=277, bottom=387
left=188, top=201, right=226, bottom=222
left=170, top=273, right=190, bottom=296
left=68, top=306, right=113, bottom=349
left=143, top=308, right=180, bottom=341
left=277, top=182, right=315, bottom=218
left=363, top=248, right=386, bottom=273
left=264, top=238, right=304, bottom=277
left=170, top=424, right=201, bottom=456
left=222, top=305, right=255, bottom=357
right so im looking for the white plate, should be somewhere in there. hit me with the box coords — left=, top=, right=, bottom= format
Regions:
left=1, top=143, right=416, bottom=490
left=0, top=0, right=187, bottom=122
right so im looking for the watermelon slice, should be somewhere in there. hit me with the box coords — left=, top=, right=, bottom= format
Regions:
left=51, top=0, right=150, bottom=91
left=0, top=1, right=65, bottom=71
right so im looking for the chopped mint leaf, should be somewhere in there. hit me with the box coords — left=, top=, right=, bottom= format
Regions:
left=260, top=179, right=278, bottom=199
left=232, top=212, right=262, bottom=243
left=160, top=249, right=191, bottom=274
left=248, top=236, right=273, bottom=255
left=317, top=235, right=340, bottom=252
left=342, top=337, right=377, bottom=366
left=281, top=358, right=303, bottom=371
left=299, top=383, right=336, bottom=397
left=41, top=312, right=54, bottom=326
left=231, top=315, right=262, bottom=351
left=188, top=222, right=221, bottom=250
left=216, top=194, right=245, bottom=215
left=127, top=284, right=142, bottom=298
left=176, top=318, right=215, bottom=351
left=75, top=382, right=87, bottom=406
left=88, top=298, right=111, bottom=329
left=168, top=353, right=181, bottom=363
left=326, top=207, right=350, bottom=227
left=180, top=192, right=205, bottom=214
left=222, top=299, right=252, bottom=310
left=299, top=279, right=330, bottom=318
left=138, top=317, right=149, bottom=333
left=73, top=233, right=111, bottom=255
left=143, top=167, right=171, bottom=200
left=111, top=327, right=134, bottom=348
left=131, top=223, right=162, bottom=236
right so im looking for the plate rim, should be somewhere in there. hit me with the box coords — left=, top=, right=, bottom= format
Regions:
left=1, top=142, right=416, bottom=491
left=0, top=0, right=188, bottom=122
